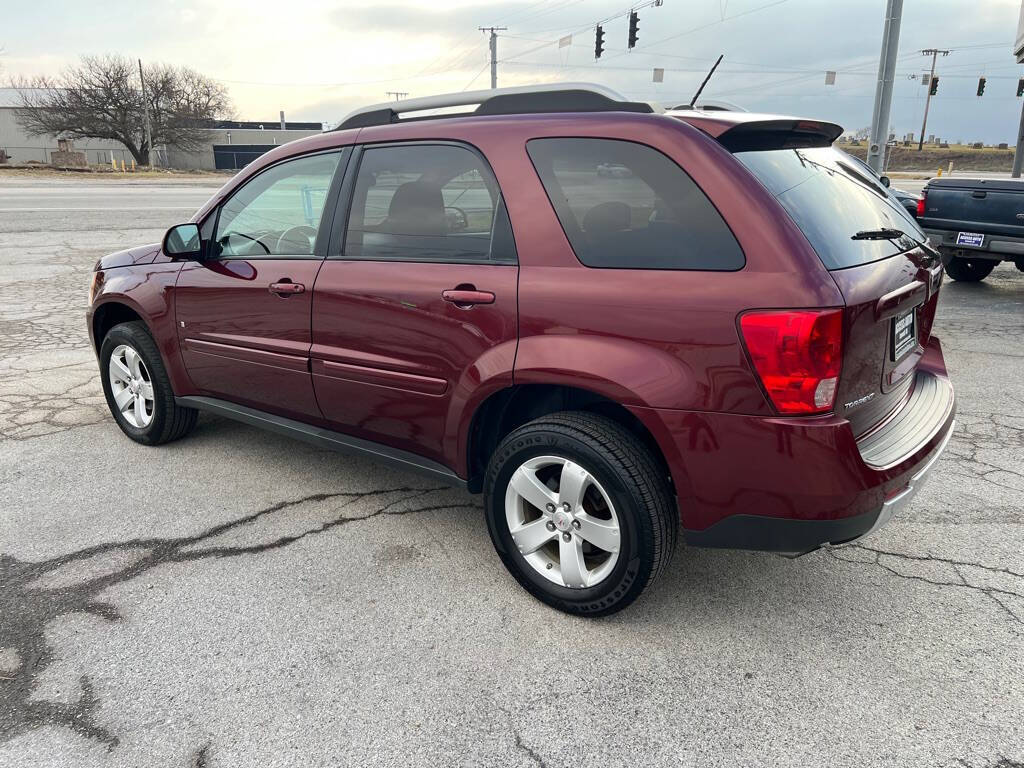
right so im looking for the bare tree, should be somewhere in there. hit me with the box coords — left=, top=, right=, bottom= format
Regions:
left=12, top=54, right=232, bottom=165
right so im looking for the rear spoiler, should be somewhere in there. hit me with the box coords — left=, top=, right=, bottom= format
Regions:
left=668, top=112, right=843, bottom=152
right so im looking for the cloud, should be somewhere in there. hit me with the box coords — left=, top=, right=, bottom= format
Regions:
left=332, top=2, right=528, bottom=40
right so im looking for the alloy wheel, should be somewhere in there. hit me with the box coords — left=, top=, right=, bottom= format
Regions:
left=108, top=344, right=155, bottom=428
left=504, top=455, right=621, bottom=589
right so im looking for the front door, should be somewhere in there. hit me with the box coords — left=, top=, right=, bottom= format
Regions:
left=176, top=149, right=346, bottom=421
left=311, top=142, right=518, bottom=466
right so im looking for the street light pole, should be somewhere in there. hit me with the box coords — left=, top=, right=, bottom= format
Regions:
left=866, top=0, right=903, bottom=173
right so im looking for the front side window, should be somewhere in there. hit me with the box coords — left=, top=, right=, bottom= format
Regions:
left=527, top=138, right=744, bottom=270
left=214, top=151, right=341, bottom=258
left=344, top=144, right=506, bottom=263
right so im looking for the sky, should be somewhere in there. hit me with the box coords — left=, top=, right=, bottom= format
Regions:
left=2, top=0, right=1023, bottom=143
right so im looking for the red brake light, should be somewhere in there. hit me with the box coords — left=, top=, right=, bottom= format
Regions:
left=916, top=191, right=926, bottom=218
left=739, top=309, right=843, bottom=415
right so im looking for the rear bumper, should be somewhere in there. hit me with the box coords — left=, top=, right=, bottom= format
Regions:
left=923, top=227, right=1024, bottom=260
left=629, top=335, right=955, bottom=554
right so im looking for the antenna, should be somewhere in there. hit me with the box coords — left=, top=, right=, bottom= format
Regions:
left=689, top=54, right=724, bottom=108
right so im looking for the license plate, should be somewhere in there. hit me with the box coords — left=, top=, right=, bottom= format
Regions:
left=892, top=310, right=916, bottom=360
left=956, top=231, right=985, bottom=247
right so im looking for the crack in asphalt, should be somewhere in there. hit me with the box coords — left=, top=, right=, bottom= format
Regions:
left=946, top=413, right=1024, bottom=494
left=191, top=740, right=212, bottom=768
left=828, top=544, right=1024, bottom=627
left=0, top=485, right=474, bottom=749
left=513, top=728, right=549, bottom=768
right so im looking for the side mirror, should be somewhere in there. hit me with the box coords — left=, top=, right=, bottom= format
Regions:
left=879, top=175, right=891, bottom=188
left=163, top=223, right=202, bottom=259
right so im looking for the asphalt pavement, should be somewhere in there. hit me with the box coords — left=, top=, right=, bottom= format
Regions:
left=1, top=175, right=1022, bottom=767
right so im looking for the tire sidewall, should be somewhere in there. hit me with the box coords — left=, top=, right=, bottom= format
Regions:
left=485, top=426, right=653, bottom=615
left=946, top=256, right=996, bottom=282
left=99, top=325, right=170, bottom=444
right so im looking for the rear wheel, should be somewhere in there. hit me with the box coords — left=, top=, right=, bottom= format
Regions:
left=944, top=256, right=996, bottom=282
left=484, top=412, right=677, bottom=617
left=99, top=321, right=197, bottom=445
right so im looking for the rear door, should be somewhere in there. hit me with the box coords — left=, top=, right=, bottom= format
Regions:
left=735, top=146, right=942, bottom=436
left=176, top=149, right=346, bottom=421
left=310, top=142, right=518, bottom=466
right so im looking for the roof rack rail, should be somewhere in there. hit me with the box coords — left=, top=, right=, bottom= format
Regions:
left=333, top=82, right=655, bottom=131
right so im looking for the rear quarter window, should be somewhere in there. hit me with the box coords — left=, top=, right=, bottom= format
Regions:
left=526, top=138, right=744, bottom=270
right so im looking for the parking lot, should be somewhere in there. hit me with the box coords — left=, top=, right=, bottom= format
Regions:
left=1, top=174, right=1022, bottom=767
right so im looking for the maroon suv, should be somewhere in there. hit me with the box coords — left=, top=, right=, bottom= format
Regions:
left=87, top=85, right=955, bottom=616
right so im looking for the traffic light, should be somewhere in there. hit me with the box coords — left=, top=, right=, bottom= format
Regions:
left=628, top=11, right=639, bottom=49
left=977, top=77, right=986, bottom=97
left=1018, top=77, right=1024, bottom=97
left=929, top=76, right=939, bottom=96
left=595, top=25, right=605, bottom=59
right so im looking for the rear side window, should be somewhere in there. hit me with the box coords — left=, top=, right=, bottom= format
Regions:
left=735, top=147, right=925, bottom=270
left=344, top=143, right=513, bottom=263
left=526, top=138, right=744, bottom=270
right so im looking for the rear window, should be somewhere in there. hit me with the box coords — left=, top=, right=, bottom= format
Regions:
left=735, top=147, right=924, bottom=270
left=527, top=138, right=744, bottom=270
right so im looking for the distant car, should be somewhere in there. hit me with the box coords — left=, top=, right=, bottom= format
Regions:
left=86, top=84, right=955, bottom=616
left=890, top=187, right=922, bottom=218
left=596, top=162, right=632, bottom=178
left=845, top=152, right=921, bottom=217
left=918, top=177, right=1024, bottom=281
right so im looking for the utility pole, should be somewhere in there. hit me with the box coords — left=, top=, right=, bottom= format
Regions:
left=866, top=0, right=903, bottom=173
left=385, top=91, right=408, bottom=101
left=138, top=58, right=155, bottom=168
left=479, top=26, right=507, bottom=89
left=918, top=48, right=950, bottom=151
left=1014, top=97, right=1024, bottom=178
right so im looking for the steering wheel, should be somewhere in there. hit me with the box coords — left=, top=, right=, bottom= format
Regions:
left=276, top=225, right=318, bottom=255
left=445, top=206, right=469, bottom=233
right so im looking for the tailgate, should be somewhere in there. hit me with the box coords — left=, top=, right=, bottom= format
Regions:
left=732, top=144, right=941, bottom=436
left=828, top=245, right=944, bottom=436
left=921, top=180, right=1024, bottom=237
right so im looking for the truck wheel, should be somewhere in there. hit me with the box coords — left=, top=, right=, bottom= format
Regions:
left=99, top=321, right=197, bottom=445
left=944, top=256, right=996, bottom=282
left=484, top=411, right=677, bottom=617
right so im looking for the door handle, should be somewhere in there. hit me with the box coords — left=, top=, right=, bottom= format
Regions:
left=971, top=190, right=987, bottom=198
left=269, top=281, right=305, bottom=296
left=442, top=288, right=495, bottom=307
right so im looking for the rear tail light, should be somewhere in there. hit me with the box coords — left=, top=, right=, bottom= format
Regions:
left=739, top=309, right=843, bottom=415
left=916, top=191, right=926, bottom=218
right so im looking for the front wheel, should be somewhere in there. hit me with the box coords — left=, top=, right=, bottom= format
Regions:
left=944, top=256, right=996, bottom=282
left=99, top=321, right=197, bottom=445
left=484, top=412, right=677, bottom=617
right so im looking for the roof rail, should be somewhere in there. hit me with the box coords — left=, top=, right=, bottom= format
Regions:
left=333, top=82, right=655, bottom=130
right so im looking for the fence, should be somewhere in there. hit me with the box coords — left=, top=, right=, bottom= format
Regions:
left=1, top=145, right=138, bottom=166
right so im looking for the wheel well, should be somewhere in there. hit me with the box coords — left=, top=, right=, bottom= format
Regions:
left=466, top=384, right=671, bottom=493
left=92, top=303, right=144, bottom=351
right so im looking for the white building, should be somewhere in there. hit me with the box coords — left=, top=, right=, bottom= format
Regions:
left=0, top=88, right=323, bottom=170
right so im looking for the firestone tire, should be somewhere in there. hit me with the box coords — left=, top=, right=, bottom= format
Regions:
left=944, top=256, right=996, bottom=282
left=484, top=411, right=677, bottom=617
left=99, top=321, right=197, bottom=445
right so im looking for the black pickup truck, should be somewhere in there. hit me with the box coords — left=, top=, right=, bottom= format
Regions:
left=918, top=177, right=1024, bottom=282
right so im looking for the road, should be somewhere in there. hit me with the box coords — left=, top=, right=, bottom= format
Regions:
left=1, top=176, right=1022, bottom=768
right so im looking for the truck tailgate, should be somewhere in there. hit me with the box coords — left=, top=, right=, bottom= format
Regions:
left=920, top=178, right=1024, bottom=238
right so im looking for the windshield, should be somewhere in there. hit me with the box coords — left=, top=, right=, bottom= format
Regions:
left=735, top=147, right=925, bottom=270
